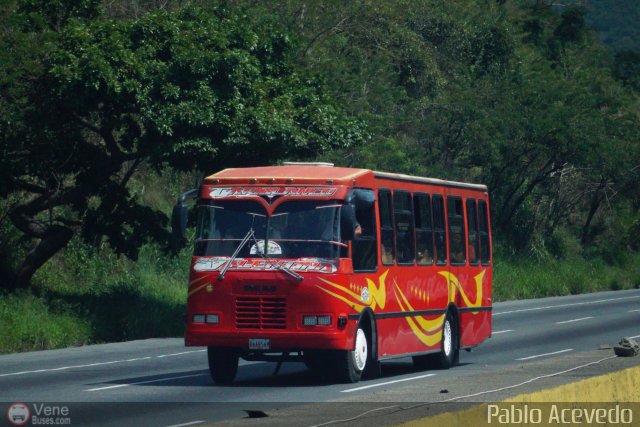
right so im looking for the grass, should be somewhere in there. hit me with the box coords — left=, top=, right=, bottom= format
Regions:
left=0, top=292, right=92, bottom=352
left=493, top=251, right=640, bottom=301
left=0, top=239, right=191, bottom=354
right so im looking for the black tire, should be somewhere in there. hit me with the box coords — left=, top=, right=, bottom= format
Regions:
left=207, top=347, right=239, bottom=385
left=303, top=350, right=330, bottom=374
left=335, top=326, right=368, bottom=383
left=363, top=358, right=382, bottom=380
left=433, top=311, right=459, bottom=369
left=362, top=325, right=381, bottom=380
left=412, top=353, right=430, bottom=370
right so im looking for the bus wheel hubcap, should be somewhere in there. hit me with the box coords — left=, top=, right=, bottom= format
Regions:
left=443, top=320, right=452, bottom=356
left=353, top=329, right=367, bottom=371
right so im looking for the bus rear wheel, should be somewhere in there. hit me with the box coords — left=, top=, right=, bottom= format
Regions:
left=207, top=347, right=239, bottom=385
left=412, top=311, right=459, bottom=370
left=433, top=311, right=458, bottom=369
left=335, top=326, right=367, bottom=383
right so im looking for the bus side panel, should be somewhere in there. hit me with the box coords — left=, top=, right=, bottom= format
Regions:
left=373, top=266, right=449, bottom=358
left=452, top=265, right=492, bottom=348
left=459, top=310, right=492, bottom=348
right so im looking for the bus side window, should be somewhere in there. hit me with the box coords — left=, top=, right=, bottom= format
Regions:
left=466, top=199, right=480, bottom=265
left=394, top=191, right=415, bottom=264
left=447, top=197, right=466, bottom=265
left=378, top=189, right=395, bottom=265
left=352, top=190, right=378, bottom=271
left=478, top=200, right=491, bottom=265
left=414, top=193, right=434, bottom=265
left=432, top=195, right=447, bottom=265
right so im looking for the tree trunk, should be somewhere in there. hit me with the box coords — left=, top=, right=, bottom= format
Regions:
left=12, top=225, right=74, bottom=290
left=581, top=194, right=603, bottom=246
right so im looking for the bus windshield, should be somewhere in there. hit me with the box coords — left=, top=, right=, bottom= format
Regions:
left=194, top=200, right=345, bottom=259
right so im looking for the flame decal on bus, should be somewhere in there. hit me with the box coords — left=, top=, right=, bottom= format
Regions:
left=394, top=284, right=444, bottom=346
left=394, top=270, right=487, bottom=346
left=316, top=270, right=389, bottom=312
left=438, top=270, right=485, bottom=311
left=318, top=269, right=487, bottom=347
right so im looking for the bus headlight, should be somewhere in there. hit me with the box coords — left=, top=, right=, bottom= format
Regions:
left=317, top=315, right=331, bottom=326
left=205, top=314, right=219, bottom=324
left=192, top=314, right=220, bottom=324
left=303, top=315, right=331, bottom=326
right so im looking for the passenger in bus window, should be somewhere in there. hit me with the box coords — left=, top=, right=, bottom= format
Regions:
left=468, top=243, right=477, bottom=263
left=354, top=223, right=362, bottom=237
left=451, top=232, right=465, bottom=264
left=417, top=249, right=432, bottom=264
left=381, top=244, right=393, bottom=264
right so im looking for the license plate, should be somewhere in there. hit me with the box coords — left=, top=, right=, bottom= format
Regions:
left=249, top=338, right=270, bottom=350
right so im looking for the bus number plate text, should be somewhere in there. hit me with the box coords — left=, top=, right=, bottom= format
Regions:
left=249, top=338, right=270, bottom=350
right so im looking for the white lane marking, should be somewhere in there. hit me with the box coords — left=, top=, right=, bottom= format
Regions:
left=86, top=373, right=207, bottom=391
left=341, top=373, right=436, bottom=393
left=165, top=422, right=205, bottom=427
left=493, top=329, right=514, bottom=334
left=156, top=350, right=206, bottom=358
left=0, top=350, right=206, bottom=378
left=494, top=295, right=640, bottom=316
left=555, top=316, right=593, bottom=324
left=629, top=309, right=640, bottom=313
left=516, top=349, right=573, bottom=361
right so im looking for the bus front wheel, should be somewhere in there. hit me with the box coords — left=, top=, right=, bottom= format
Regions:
left=336, top=326, right=367, bottom=383
left=207, top=347, right=239, bottom=385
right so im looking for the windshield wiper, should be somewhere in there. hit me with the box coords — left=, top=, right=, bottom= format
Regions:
left=218, top=227, right=255, bottom=281
left=263, top=253, right=303, bottom=282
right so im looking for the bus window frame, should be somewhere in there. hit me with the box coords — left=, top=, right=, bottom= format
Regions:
left=432, top=194, right=448, bottom=266
left=478, top=199, right=491, bottom=266
left=393, top=190, right=416, bottom=265
left=466, top=198, right=480, bottom=266
left=414, top=192, right=435, bottom=266
left=447, top=196, right=466, bottom=266
left=378, top=189, right=396, bottom=266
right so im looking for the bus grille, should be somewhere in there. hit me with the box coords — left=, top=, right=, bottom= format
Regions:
left=235, top=297, right=287, bottom=329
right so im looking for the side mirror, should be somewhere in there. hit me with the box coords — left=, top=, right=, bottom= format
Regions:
left=340, top=205, right=356, bottom=241
left=171, top=188, right=198, bottom=249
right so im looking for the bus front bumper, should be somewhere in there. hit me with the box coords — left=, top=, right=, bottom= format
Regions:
left=185, top=326, right=354, bottom=351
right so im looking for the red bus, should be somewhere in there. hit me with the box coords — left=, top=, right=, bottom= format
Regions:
left=172, top=163, right=492, bottom=384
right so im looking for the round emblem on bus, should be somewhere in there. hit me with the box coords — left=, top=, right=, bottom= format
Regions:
left=361, top=287, right=370, bottom=303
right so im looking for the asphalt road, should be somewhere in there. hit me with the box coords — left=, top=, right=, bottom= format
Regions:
left=1, top=288, right=639, bottom=426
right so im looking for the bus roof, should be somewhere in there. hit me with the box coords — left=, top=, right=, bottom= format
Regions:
left=206, top=165, right=487, bottom=191
left=207, top=165, right=370, bottom=185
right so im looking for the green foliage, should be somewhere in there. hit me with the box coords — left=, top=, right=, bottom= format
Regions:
left=0, top=291, right=92, bottom=353
left=0, top=1, right=365, bottom=288
left=0, top=0, right=638, bottom=352
left=493, top=251, right=640, bottom=302
left=584, top=0, right=640, bottom=52
left=0, top=214, right=189, bottom=353
left=613, top=50, right=640, bottom=91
